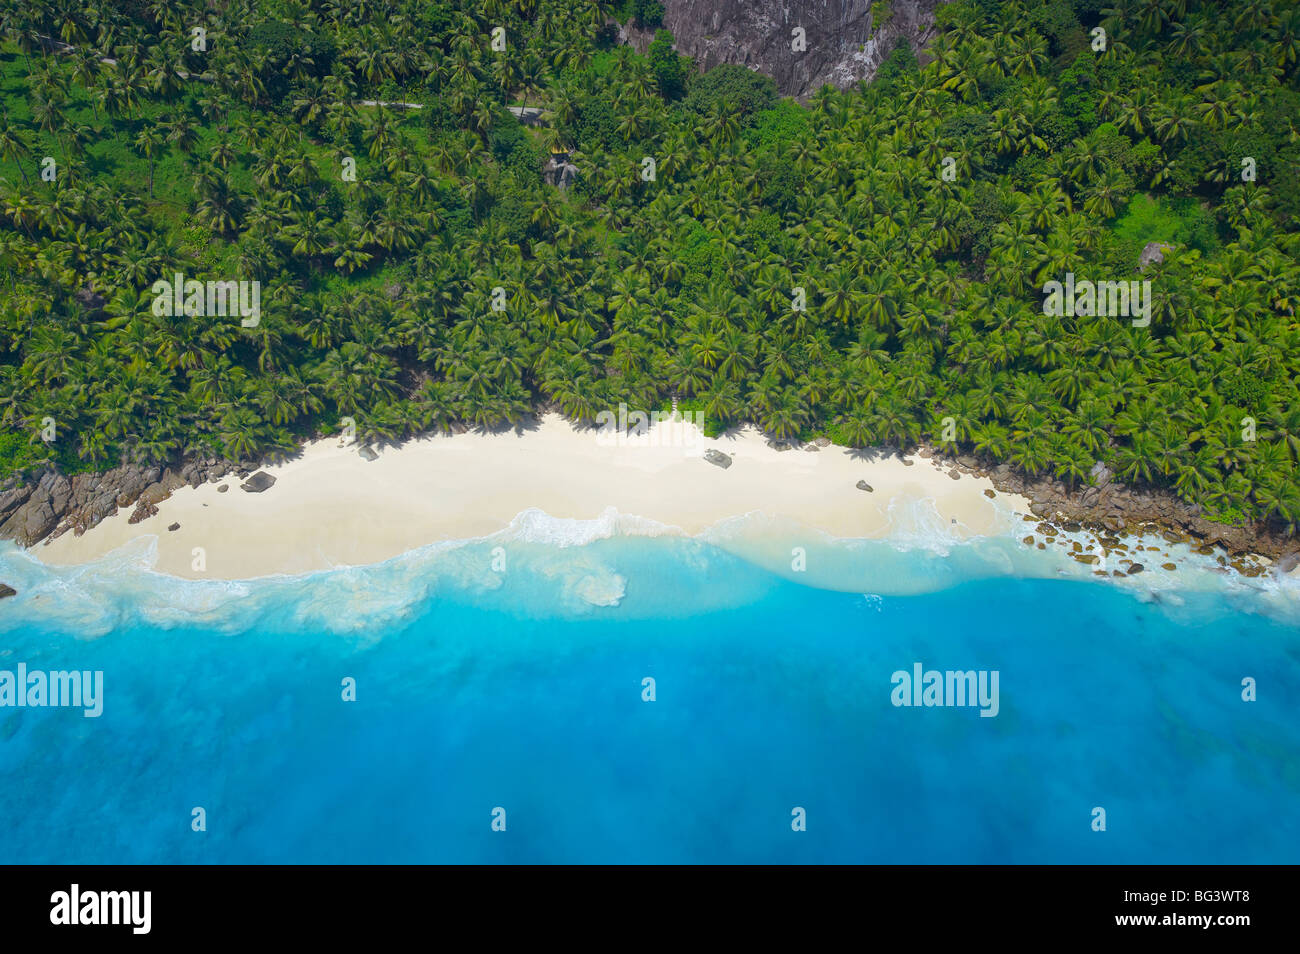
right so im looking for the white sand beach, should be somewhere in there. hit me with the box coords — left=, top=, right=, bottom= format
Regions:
left=35, top=414, right=1033, bottom=580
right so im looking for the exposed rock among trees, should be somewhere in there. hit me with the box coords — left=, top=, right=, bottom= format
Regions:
left=74, top=285, right=108, bottom=314
left=1139, top=241, right=1173, bottom=270
left=507, top=105, right=546, bottom=126
left=623, top=0, right=945, bottom=98
left=543, top=155, right=579, bottom=189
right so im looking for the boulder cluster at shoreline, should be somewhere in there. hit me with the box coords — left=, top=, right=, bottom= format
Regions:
left=923, top=446, right=1297, bottom=574
left=0, top=458, right=263, bottom=547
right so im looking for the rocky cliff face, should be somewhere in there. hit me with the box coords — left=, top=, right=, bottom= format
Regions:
left=627, top=0, right=947, bottom=98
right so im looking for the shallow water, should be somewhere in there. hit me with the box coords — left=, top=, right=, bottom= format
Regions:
left=1, top=523, right=1297, bottom=863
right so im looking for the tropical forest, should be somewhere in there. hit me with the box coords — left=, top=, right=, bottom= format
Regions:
left=1, top=0, right=1299, bottom=542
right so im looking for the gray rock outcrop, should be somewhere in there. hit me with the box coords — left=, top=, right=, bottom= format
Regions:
left=544, top=157, right=579, bottom=189
left=0, top=472, right=67, bottom=545
left=1139, top=241, right=1172, bottom=270
left=930, top=446, right=1294, bottom=573
left=0, top=457, right=253, bottom=548
left=624, top=0, right=946, bottom=98
left=240, top=472, right=277, bottom=493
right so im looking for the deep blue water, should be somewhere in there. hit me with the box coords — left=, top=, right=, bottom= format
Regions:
left=1, top=534, right=1297, bottom=863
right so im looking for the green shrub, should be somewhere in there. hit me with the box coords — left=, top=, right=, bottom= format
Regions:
left=683, top=64, right=777, bottom=120
left=745, top=99, right=810, bottom=148
left=1113, top=194, right=1219, bottom=257
left=648, top=30, right=686, bottom=100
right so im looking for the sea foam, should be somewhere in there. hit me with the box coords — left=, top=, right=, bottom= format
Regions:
left=3, top=505, right=1298, bottom=631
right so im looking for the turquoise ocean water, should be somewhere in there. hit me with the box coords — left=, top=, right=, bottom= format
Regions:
left=1, top=515, right=1297, bottom=863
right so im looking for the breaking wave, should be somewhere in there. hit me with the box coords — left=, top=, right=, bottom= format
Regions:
left=3, top=504, right=1298, bottom=633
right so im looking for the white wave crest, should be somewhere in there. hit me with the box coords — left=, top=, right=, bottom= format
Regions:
left=5, top=503, right=1298, bottom=628
left=497, top=506, right=681, bottom=547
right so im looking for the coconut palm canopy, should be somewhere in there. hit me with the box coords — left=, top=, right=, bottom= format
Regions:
left=0, top=0, right=1298, bottom=534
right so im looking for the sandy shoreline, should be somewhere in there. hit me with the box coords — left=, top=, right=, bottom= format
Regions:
left=32, top=414, right=1033, bottom=580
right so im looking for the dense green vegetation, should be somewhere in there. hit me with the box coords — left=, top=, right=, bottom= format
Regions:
left=1, top=0, right=1298, bottom=534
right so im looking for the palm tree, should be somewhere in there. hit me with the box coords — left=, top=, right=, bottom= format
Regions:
left=132, top=126, right=164, bottom=198
left=0, top=112, right=32, bottom=184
